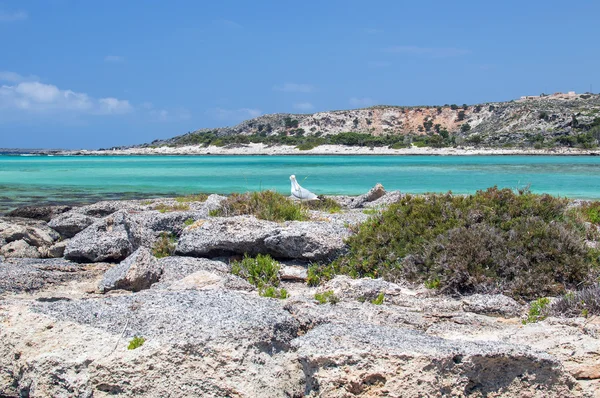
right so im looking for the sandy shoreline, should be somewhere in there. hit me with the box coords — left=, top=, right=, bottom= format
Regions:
left=57, top=143, right=600, bottom=156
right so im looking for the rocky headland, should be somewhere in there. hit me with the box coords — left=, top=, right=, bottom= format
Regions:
left=49, top=92, right=600, bottom=156
left=1, top=187, right=600, bottom=397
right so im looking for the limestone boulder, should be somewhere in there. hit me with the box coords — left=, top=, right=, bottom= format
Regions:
left=97, top=247, right=162, bottom=293
left=0, top=240, right=41, bottom=259
left=48, top=212, right=97, bottom=238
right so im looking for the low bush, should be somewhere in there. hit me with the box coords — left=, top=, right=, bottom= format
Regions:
left=328, top=187, right=596, bottom=300
left=210, top=191, right=309, bottom=222
left=154, top=203, right=190, bottom=213
left=306, top=196, right=341, bottom=213
left=175, top=193, right=208, bottom=203
left=523, top=297, right=550, bottom=324
left=231, top=254, right=287, bottom=298
left=152, top=232, right=177, bottom=258
left=183, top=218, right=195, bottom=227
left=549, top=285, right=600, bottom=318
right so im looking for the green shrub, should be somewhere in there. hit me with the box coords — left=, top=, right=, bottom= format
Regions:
left=333, top=187, right=595, bottom=300
left=183, top=218, right=195, bottom=227
left=231, top=254, right=287, bottom=298
left=523, top=298, right=550, bottom=324
left=306, top=263, right=338, bottom=286
left=128, top=336, right=146, bottom=350
left=297, top=142, right=317, bottom=151
left=306, top=196, right=341, bottom=213
left=152, top=232, right=177, bottom=258
left=210, top=191, right=309, bottom=222
left=154, top=203, right=190, bottom=213
left=314, top=290, right=339, bottom=305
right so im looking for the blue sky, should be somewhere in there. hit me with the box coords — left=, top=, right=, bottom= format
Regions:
left=1, top=0, right=599, bottom=149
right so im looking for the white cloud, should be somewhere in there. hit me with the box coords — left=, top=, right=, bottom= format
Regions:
left=384, top=45, right=470, bottom=58
left=211, top=107, right=261, bottom=121
left=0, top=77, right=132, bottom=115
left=0, top=71, right=38, bottom=82
left=349, top=97, right=376, bottom=107
left=273, top=83, right=315, bottom=93
left=104, top=55, right=125, bottom=63
left=0, top=10, right=27, bottom=22
left=294, top=102, right=314, bottom=111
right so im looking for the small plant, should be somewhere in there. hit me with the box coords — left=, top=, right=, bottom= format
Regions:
left=141, top=200, right=155, bottom=205
left=231, top=254, right=287, bottom=299
left=424, top=278, right=441, bottom=290
left=306, top=263, right=338, bottom=286
left=371, top=292, right=385, bottom=305
left=523, top=297, right=550, bottom=324
left=314, top=290, right=339, bottom=305
left=152, top=232, right=177, bottom=258
left=154, top=203, right=190, bottom=213
left=175, top=193, right=208, bottom=203
left=127, top=336, right=146, bottom=350
left=362, top=208, right=380, bottom=215
left=183, top=218, right=195, bottom=227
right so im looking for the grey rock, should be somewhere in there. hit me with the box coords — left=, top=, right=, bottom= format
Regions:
left=64, top=210, right=140, bottom=263
left=98, top=247, right=162, bottom=293
left=279, top=265, right=308, bottom=282
left=0, top=240, right=41, bottom=258
left=176, top=216, right=348, bottom=261
left=363, top=190, right=403, bottom=208
left=0, top=237, right=6, bottom=248
left=462, top=294, right=524, bottom=317
left=175, top=216, right=279, bottom=257
left=48, top=212, right=97, bottom=238
left=75, top=200, right=143, bottom=217
left=157, top=256, right=230, bottom=283
left=0, top=258, right=105, bottom=293
left=166, top=270, right=254, bottom=292
left=264, top=221, right=348, bottom=261
left=292, top=322, right=576, bottom=397
left=6, top=205, right=72, bottom=222
left=38, top=240, right=69, bottom=259
left=203, top=194, right=227, bottom=213
left=0, top=218, right=60, bottom=247
left=349, top=183, right=386, bottom=208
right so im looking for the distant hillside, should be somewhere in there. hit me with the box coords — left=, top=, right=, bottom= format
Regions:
left=131, top=92, right=600, bottom=150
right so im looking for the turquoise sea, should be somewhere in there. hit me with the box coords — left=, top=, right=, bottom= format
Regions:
left=1, top=155, right=600, bottom=212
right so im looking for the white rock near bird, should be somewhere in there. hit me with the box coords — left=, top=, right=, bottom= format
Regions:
left=290, top=175, right=318, bottom=201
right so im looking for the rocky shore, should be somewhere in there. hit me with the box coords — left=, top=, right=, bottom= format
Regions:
left=1, top=188, right=600, bottom=397
left=55, top=143, right=600, bottom=156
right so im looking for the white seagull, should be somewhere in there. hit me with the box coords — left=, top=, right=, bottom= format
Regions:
left=290, top=175, right=318, bottom=201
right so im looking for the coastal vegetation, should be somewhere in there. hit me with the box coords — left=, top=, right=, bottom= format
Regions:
left=310, top=187, right=599, bottom=300
left=209, top=190, right=342, bottom=221
left=151, top=232, right=176, bottom=258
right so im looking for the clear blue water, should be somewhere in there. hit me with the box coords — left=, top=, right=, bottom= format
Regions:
left=1, top=155, right=600, bottom=212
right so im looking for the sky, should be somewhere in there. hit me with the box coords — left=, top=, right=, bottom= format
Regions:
left=1, top=0, right=599, bottom=149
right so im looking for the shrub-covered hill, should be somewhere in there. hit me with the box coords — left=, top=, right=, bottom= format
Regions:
left=131, top=93, right=600, bottom=150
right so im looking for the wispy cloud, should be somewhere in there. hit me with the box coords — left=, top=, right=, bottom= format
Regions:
left=349, top=97, right=377, bottom=107
left=384, top=45, right=470, bottom=58
left=211, top=107, right=261, bottom=122
left=273, top=83, right=315, bottom=93
left=0, top=9, right=27, bottom=22
left=104, top=55, right=125, bottom=63
left=0, top=74, right=132, bottom=115
left=293, top=102, right=314, bottom=111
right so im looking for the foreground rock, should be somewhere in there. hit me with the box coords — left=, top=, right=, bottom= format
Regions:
left=48, top=212, right=97, bottom=238
left=176, top=216, right=349, bottom=261
left=6, top=205, right=71, bottom=221
left=0, top=286, right=582, bottom=397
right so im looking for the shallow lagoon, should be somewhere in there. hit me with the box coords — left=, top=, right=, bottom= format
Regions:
left=1, top=155, right=600, bottom=211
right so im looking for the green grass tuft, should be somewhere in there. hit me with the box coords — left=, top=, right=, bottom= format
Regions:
left=210, top=191, right=309, bottom=222
left=314, top=290, right=339, bottom=305
left=231, top=254, right=287, bottom=299
left=175, top=193, right=208, bottom=203
left=523, top=297, right=550, bottom=324
left=154, top=203, right=190, bottom=213
left=371, top=292, right=385, bottom=305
